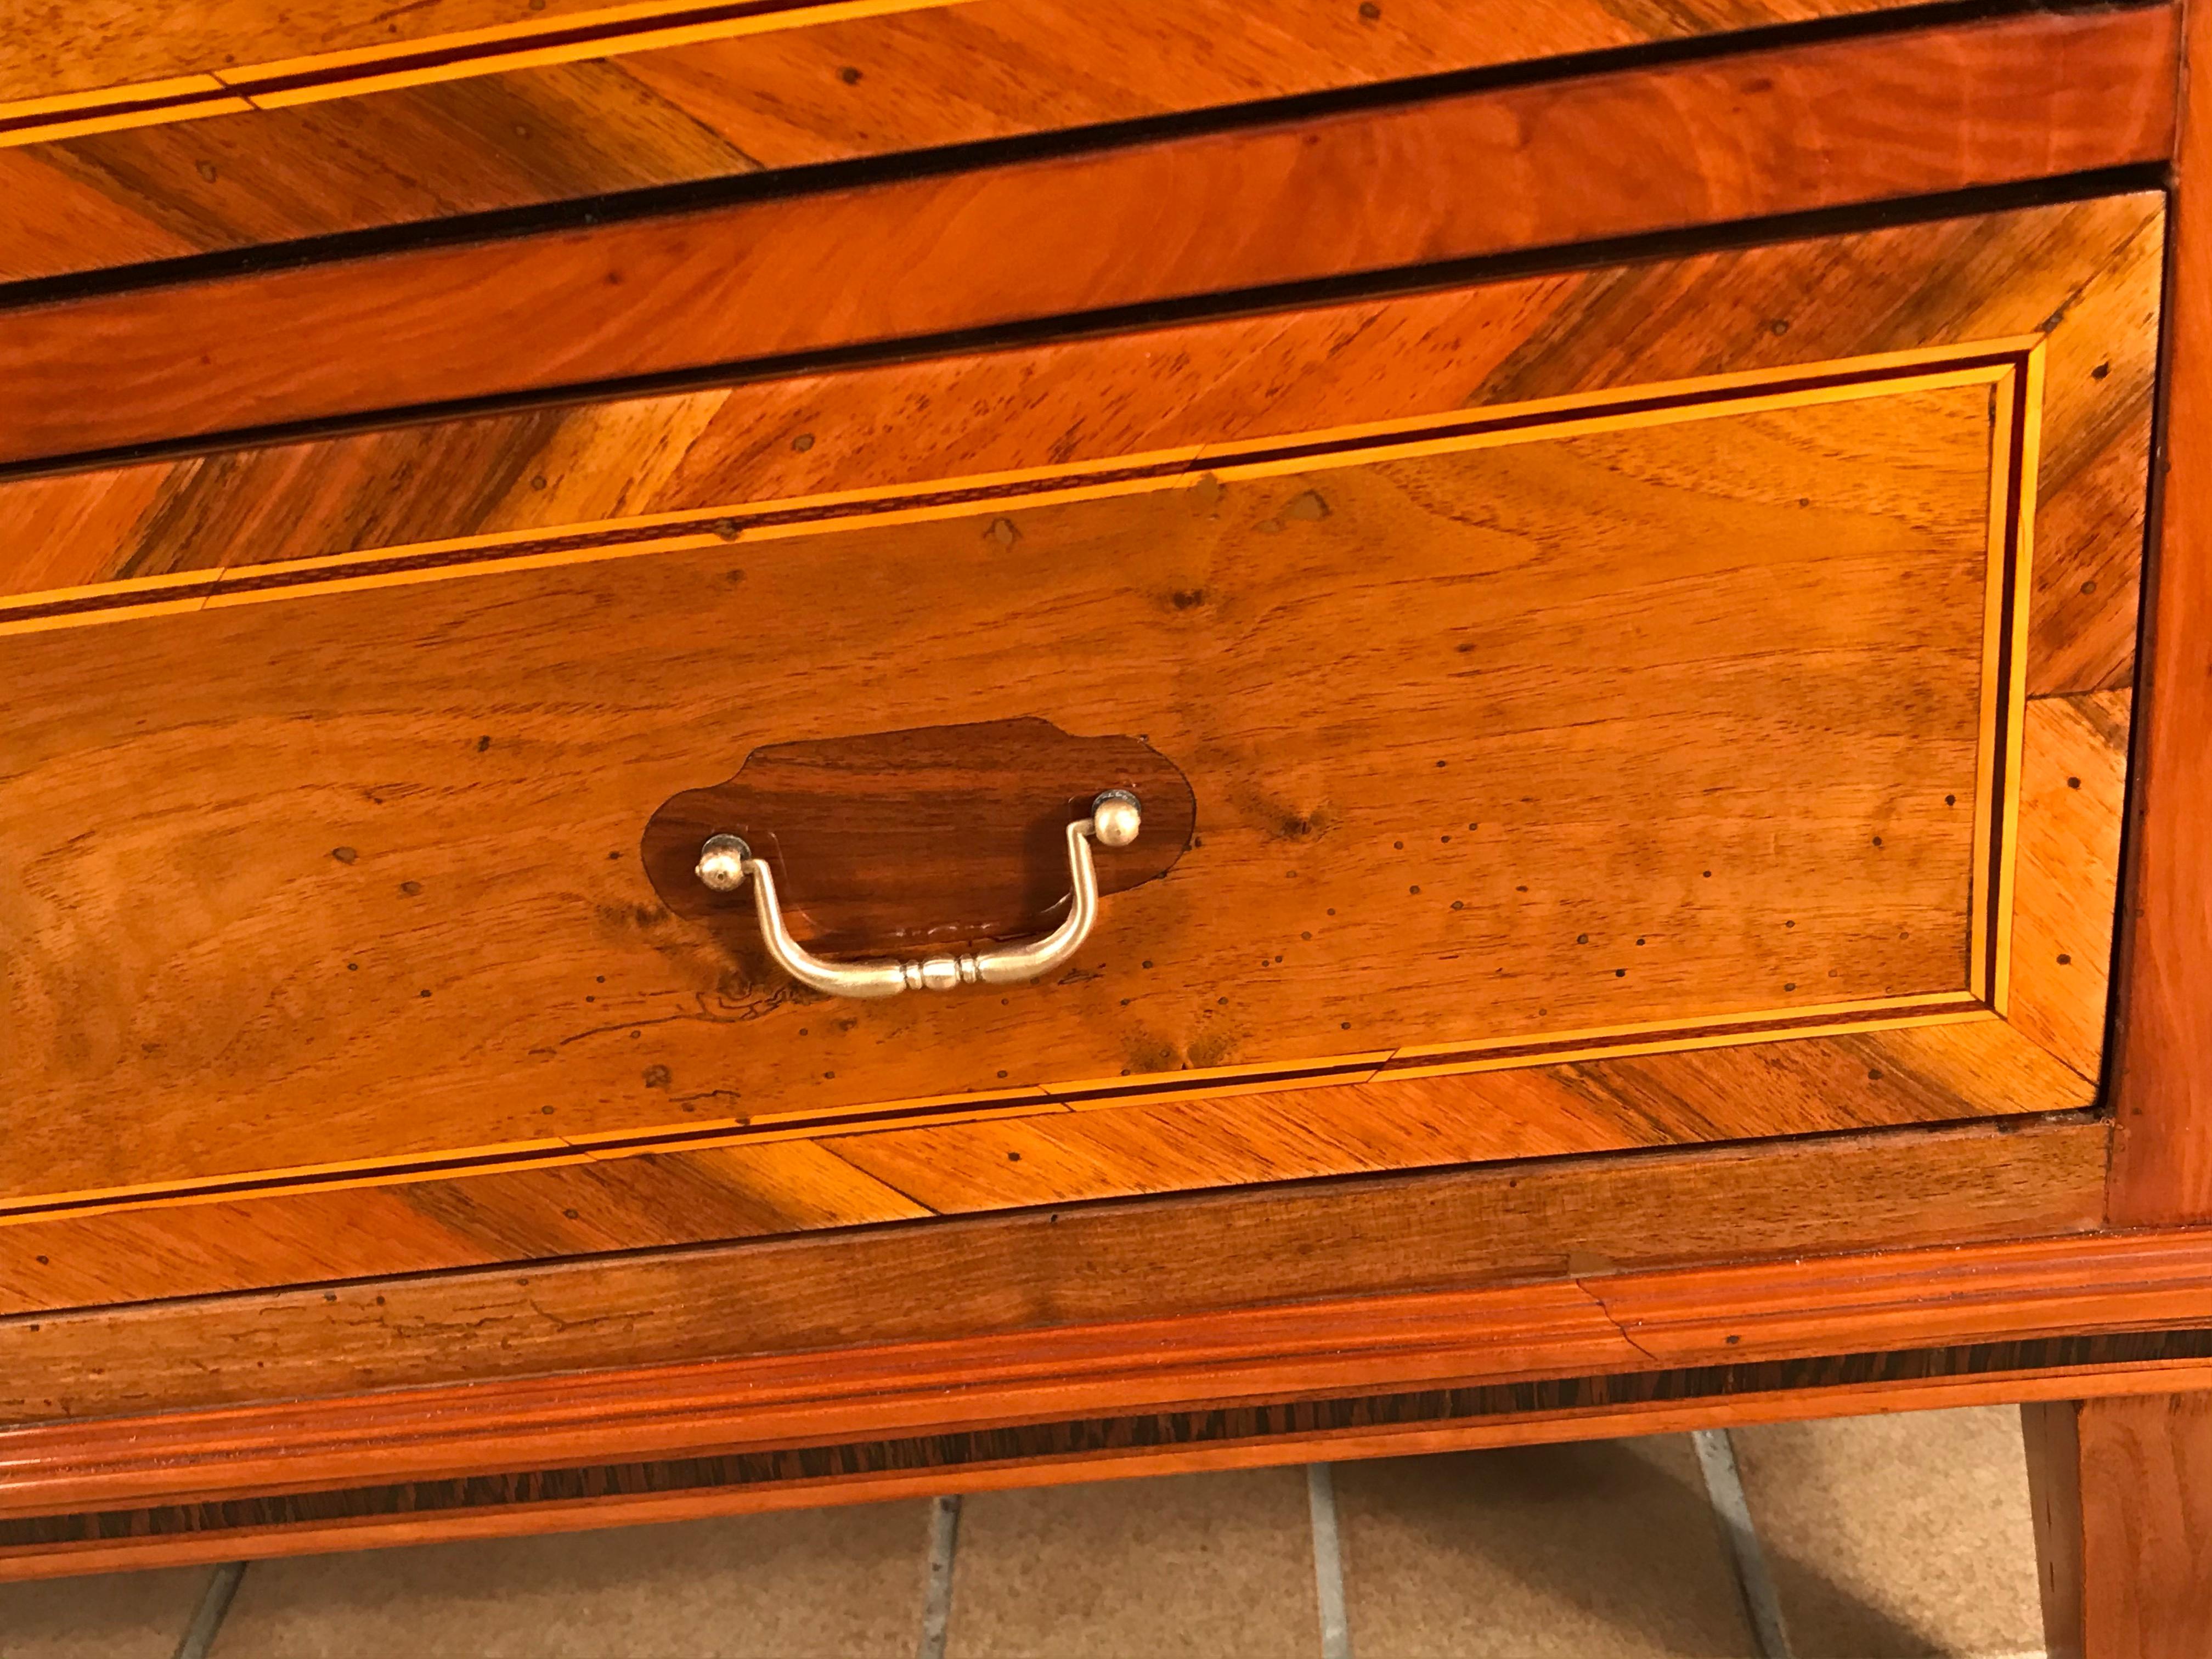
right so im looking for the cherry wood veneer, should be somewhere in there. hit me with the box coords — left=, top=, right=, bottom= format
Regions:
left=2, top=0, right=2207, bottom=1600
left=0, top=3, right=2092, bottom=286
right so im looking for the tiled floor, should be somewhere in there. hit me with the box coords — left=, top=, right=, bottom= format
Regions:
left=0, top=1407, right=2050, bottom=1658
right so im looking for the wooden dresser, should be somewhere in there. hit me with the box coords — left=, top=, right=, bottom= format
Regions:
left=4, top=2, right=2211, bottom=1647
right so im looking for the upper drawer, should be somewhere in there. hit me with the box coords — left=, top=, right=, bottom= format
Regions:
left=0, top=195, right=2154, bottom=1308
left=0, top=4, right=2175, bottom=289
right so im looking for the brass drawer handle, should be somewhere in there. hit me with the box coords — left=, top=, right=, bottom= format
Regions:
left=693, top=791, right=1142, bottom=998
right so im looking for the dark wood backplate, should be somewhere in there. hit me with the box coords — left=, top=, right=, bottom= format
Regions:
left=640, top=718, right=1195, bottom=953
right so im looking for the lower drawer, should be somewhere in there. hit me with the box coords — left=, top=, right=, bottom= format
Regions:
left=0, top=194, right=2154, bottom=1310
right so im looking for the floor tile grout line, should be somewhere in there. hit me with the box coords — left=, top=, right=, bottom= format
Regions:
left=1306, top=1463, right=1354, bottom=1659
left=170, top=1560, right=247, bottom=1659
left=1691, top=1428, right=1796, bottom=1659
left=917, top=1492, right=961, bottom=1659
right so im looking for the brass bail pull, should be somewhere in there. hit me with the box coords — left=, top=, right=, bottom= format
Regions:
left=693, top=791, right=1142, bottom=999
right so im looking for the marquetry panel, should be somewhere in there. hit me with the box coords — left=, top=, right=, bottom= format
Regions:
left=0, top=196, right=2154, bottom=1310
left=0, top=0, right=1966, bottom=284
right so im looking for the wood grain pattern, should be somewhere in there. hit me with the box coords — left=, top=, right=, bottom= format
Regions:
left=7, top=1328, right=2212, bottom=1582
left=0, top=4, right=2031, bottom=287
left=2108, top=0, right=2212, bottom=1225
left=0, top=1020, right=2091, bottom=1315
left=0, top=1115, right=2111, bottom=1420
left=22, top=1171, right=2212, bottom=1536
left=0, top=6, right=2174, bottom=465
left=0, top=198, right=2150, bottom=1305
left=2025, top=1393, right=2212, bottom=1658
left=0, top=0, right=1926, bottom=115
left=0, top=367, right=2036, bottom=1215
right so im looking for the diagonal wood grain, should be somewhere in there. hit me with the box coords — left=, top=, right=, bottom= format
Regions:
left=2011, top=691, right=2131, bottom=1080
left=0, top=9, right=2173, bottom=464
left=0, top=1018, right=2090, bottom=1314
left=0, top=1, right=1971, bottom=285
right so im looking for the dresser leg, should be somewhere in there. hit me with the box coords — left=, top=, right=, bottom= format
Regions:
left=2023, top=1395, right=2212, bottom=1659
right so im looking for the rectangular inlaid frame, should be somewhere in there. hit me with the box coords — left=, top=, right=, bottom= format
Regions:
left=0, top=337, right=2060, bottom=1224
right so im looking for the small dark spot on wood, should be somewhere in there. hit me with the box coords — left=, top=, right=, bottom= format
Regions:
left=1282, top=489, right=1330, bottom=521
left=1218, top=996, right=1229, bottom=1005
left=1301, top=931, right=1312, bottom=940
left=1171, top=589, right=1207, bottom=609
left=608, top=850, right=623, bottom=860
left=2092, top=361, right=2111, bottom=380
left=1120, top=998, right=1131, bottom=1007
left=2082, top=579, right=2097, bottom=594
left=1872, top=836, right=1884, bottom=847
left=347, top=962, right=359, bottom=970
left=644, top=1064, right=670, bottom=1088
left=1456, top=641, right=1476, bottom=653
left=1358, top=0, right=1380, bottom=15
left=1614, top=968, right=1627, bottom=978
left=839, top=64, right=862, bottom=82
left=399, top=880, right=422, bottom=896
left=1769, top=318, right=1790, bottom=335
left=563, top=1209, right=580, bottom=1220
left=1007, top=1150, right=1022, bottom=1161
left=1409, top=884, right=1420, bottom=894
left=477, top=735, right=492, bottom=752
left=419, top=988, right=431, bottom=997
left=597, top=976, right=605, bottom=983
left=1868, top=1069, right=1883, bottom=1080
left=541, top=1104, right=554, bottom=1114
left=985, top=516, right=1020, bottom=546
left=1945, top=794, right=1956, bottom=806
left=1784, top=919, right=1793, bottom=928
left=1516, top=885, right=1528, bottom=893
left=1341, top=1020, right=1352, bottom=1029
left=1451, top=900, right=1464, bottom=910
left=2058, top=953, right=2073, bottom=965
left=530, top=475, right=547, bottom=490
left=1702, top=870, right=1712, bottom=878
left=1725, top=1335, right=1741, bottom=1346
left=1577, top=934, right=1588, bottom=944
left=823, top=1070, right=836, bottom=1079
left=1327, top=909, right=1337, bottom=916
left=2067, top=776, right=2082, bottom=789
left=585, top=995, right=595, bottom=1003
left=792, top=433, right=816, bottom=451
left=331, top=846, right=358, bottom=864
left=195, top=159, right=218, bottom=182
left=1143, top=960, right=1155, bottom=969
left=1436, top=759, right=1448, bottom=768
left=1393, top=840, right=1404, bottom=849
left=997, top=1069, right=1009, bottom=1079
left=1636, top=936, right=1646, bottom=945
left=1784, top=982, right=1797, bottom=991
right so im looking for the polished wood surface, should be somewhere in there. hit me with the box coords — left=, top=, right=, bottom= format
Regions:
left=0, top=1027, right=2098, bottom=1314
left=639, top=718, right=1197, bottom=953
left=2109, top=0, right=2212, bottom=1226
left=0, top=3, right=2019, bottom=286
left=0, top=1115, right=2111, bottom=1417
left=8, top=1328, right=2212, bottom=1582
left=0, top=364, right=2075, bottom=1205
left=0, top=7, right=2172, bottom=465
left=0, top=198, right=2152, bottom=1306
left=39, top=1183, right=2212, bottom=1578
left=0, top=0, right=1921, bottom=118
left=2026, top=1393, right=2212, bottom=1659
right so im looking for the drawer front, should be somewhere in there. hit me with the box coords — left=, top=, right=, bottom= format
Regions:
left=0, top=195, right=2153, bottom=1310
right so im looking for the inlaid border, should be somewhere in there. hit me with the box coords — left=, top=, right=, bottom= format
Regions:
left=0, top=342, right=2045, bottom=1224
left=0, top=0, right=970, bottom=148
